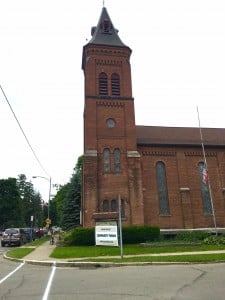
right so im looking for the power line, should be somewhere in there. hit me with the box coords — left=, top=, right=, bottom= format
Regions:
left=0, top=84, right=50, bottom=177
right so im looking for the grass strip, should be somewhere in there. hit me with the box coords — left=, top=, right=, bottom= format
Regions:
left=5, top=236, right=50, bottom=259
left=28, top=236, right=50, bottom=246
left=6, top=247, right=34, bottom=259
left=50, top=244, right=225, bottom=259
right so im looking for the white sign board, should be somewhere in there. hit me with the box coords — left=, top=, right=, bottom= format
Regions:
left=95, top=222, right=118, bottom=246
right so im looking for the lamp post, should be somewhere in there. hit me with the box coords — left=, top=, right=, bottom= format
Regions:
left=32, top=176, right=51, bottom=220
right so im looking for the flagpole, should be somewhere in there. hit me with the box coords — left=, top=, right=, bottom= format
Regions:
left=118, top=194, right=123, bottom=258
left=197, top=106, right=217, bottom=235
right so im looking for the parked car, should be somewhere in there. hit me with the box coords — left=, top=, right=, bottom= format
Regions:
left=1, top=228, right=27, bottom=247
left=22, top=228, right=36, bottom=242
left=35, top=227, right=48, bottom=238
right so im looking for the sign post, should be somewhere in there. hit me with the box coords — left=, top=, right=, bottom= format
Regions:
left=118, top=194, right=123, bottom=258
left=30, top=215, right=34, bottom=242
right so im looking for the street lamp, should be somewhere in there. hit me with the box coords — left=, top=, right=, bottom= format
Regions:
left=32, top=176, right=52, bottom=220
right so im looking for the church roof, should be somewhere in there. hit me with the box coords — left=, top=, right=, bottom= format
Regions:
left=86, top=7, right=128, bottom=48
left=136, top=125, right=225, bottom=147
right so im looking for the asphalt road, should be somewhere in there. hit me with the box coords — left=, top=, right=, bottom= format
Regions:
left=0, top=248, right=225, bottom=300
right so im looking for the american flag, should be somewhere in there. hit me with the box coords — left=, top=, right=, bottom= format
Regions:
left=202, top=167, right=208, bottom=184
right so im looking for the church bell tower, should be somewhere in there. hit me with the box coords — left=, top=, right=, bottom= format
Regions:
left=82, top=7, right=144, bottom=227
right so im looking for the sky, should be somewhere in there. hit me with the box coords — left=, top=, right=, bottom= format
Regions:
left=1, top=0, right=225, bottom=202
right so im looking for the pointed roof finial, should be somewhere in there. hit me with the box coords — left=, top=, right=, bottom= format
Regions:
left=103, top=0, right=105, bottom=7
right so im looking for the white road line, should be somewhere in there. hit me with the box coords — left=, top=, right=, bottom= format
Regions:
left=0, top=261, right=25, bottom=284
left=42, top=262, right=56, bottom=300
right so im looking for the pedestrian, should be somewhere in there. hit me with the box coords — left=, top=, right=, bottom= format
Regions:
left=49, top=228, right=54, bottom=245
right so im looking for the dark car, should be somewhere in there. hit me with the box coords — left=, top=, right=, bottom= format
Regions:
left=22, top=228, right=36, bottom=242
left=1, top=228, right=27, bottom=247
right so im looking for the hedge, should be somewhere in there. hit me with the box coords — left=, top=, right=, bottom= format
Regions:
left=122, top=225, right=160, bottom=244
left=63, top=225, right=160, bottom=246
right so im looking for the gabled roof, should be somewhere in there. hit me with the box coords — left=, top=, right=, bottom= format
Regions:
left=136, top=125, right=225, bottom=147
left=86, top=7, right=128, bottom=47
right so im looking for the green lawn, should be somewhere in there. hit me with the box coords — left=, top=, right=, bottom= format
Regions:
left=5, top=237, right=49, bottom=259
left=5, top=239, right=225, bottom=263
left=50, top=243, right=225, bottom=261
left=6, top=247, right=34, bottom=259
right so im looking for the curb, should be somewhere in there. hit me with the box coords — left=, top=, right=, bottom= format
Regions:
left=3, top=254, right=201, bottom=268
left=4, top=249, right=225, bottom=268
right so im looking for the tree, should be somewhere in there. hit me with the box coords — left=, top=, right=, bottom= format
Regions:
left=0, top=155, right=83, bottom=230
left=62, top=156, right=83, bottom=229
left=0, top=178, right=24, bottom=228
left=51, top=183, right=70, bottom=227
left=17, top=174, right=32, bottom=225
left=17, top=174, right=43, bottom=228
left=62, top=172, right=81, bottom=230
left=31, top=191, right=44, bottom=227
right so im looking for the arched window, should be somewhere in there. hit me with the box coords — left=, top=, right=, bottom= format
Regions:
left=111, top=199, right=117, bottom=212
left=99, top=72, right=108, bottom=95
left=111, top=73, right=120, bottom=96
left=114, top=148, right=121, bottom=172
left=101, top=19, right=112, bottom=33
left=103, top=148, right=110, bottom=172
left=103, top=199, right=109, bottom=212
left=198, top=162, right=212, bottom=214
left=156, top=161, right=170, bottom=215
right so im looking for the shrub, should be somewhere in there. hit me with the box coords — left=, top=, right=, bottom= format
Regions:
left=63, top=227, right=95, bottom=246
left=203, top=236, right=225, bottom=245
left=63, top=225, right=160, bottom=246
left=175, top=231, right=210, bottom=242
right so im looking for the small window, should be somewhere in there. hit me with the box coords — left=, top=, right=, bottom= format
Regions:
left=121, top=199, right=125, bottom=217
left=111, top=73, right=120, bottom=96
left=111, top=199, right=117, bottom=212
left=106, top=118, right=116, bottom=128
left=99, top=72, right=108, bottom=95
left=103, top=199, right=109, bottom=212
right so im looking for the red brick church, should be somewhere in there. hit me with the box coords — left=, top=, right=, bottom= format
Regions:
left=81, top=6, right=225, bottom=231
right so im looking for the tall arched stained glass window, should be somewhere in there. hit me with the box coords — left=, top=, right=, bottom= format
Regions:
left=114, top=148, right=121, bottom=172
left=111, top=73, right=120, bottom=96
left=156, top=161, right=170, bottom=215
left=99, top=72, right=108, bottom=95
left=198, top=162, right=212, bottom=214
left=103, top=148, right=110, bottom=172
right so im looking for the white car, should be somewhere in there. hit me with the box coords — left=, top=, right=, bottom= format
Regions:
left=1, top=228, right=27, bottom=247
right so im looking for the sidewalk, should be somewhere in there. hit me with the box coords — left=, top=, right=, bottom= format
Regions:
left=23, top=240, right=57, bottom=262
